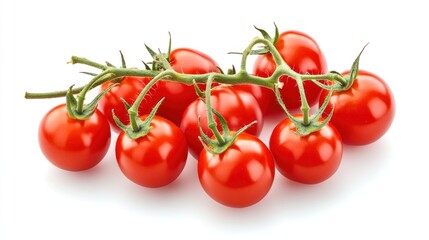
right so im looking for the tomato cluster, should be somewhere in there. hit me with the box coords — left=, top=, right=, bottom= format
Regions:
left=34, top=27, right=395, bottom=208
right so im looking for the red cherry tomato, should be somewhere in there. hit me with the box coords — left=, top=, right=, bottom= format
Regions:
left=115, top=115, right=188, bottom=188
left=98, top=76, right=161, bottom=133
left=319, top=70, right=395, bottom=145
left=270, top=117, right=343, bottom=184
left=38, top=104, right=111, bottom=171
left=155, top=48, right=220, bottom=125
left=180, top=86, right=264, bottom=159
left=198, top=132, right=275, bottom=208
left=250, top=30, right=327, bottom=114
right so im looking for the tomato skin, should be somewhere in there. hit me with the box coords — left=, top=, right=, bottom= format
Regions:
left=319, top=70, right=395, bottom=145
left=270, top=118, right=342, bottom=184
left=251, top=30, right=327, bottom=114
left=180, top=86, right=264, bottom=159
left=234, top=82, right=271, bottom=115
left=115, top=115, right=188, bottom=188
left=198, top=132, right=275, bottom=208
left=98, top=76, right=161, bottom=133
left=155, top=48, right=221, bottom=125
left=38, top=104, right=111, bottom=171
left=169, top=48, right=220, bottom=74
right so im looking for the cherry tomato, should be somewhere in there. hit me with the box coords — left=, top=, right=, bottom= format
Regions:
left=270, top=117, right=343, bottom=184
left=250, top=30, right=328, bottom=115
left=115, top=115, right=188, bottom=188
left=38, top=104, right=111, bottom=171
left=319, top=70, right=395, bottom=145
left=98, top=76, right=161, bottom=133
left=198, top=132, right=275, bottom=208
left=180, top=86, right=264, bottom=159
left=155, top=48, right=221, bottom=125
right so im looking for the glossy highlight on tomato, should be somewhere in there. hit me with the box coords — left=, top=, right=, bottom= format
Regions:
left=180, top=86, right=263, bottom=159
left=198, top=132, right=275, bottom=208
left=115, top=115, right=188, bottom=188
left=251, top=30, right=327, bottom=114
left=270, top=117, right=343, bottom=184
left=319, top=70, right=395, bottom=145
left=38, top=104, right=111, bottom=171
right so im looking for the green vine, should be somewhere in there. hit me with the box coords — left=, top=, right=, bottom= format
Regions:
left=25, top=25, right=364, bottom=146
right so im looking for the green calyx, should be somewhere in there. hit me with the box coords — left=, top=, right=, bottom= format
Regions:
left=144, top=32, right=173, bottom=72
left=198, top=110, right=256, bottom=155
left=111, top=66, right=173, bottom=140
left=144, top=44, right=171, bottom=71
left=66, top=82, right=117, bottom=120
left=198, top=75, right=256, bottom=155
left=254, top=22, right=279, bottom=45
left=311, top=43, right=368, bottom=92
left=229, top=23, right=279, bottom=56
left=113, top=97, right=165, bottom=140
left=65, top=50, right=135, bottom=120
left=274, top=83, right=333, bottom=136
left=251, top=22, right=279, bottom=55
left=65, top=54, right=123, bottom=120
left=342, top=43, right=368, bottom=90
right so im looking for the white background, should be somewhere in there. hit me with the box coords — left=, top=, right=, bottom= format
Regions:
left=1, top=0, right=428, bottom=239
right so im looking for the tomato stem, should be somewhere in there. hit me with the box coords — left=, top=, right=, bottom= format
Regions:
left=301, top=72, right=348, bottom=86
left=127, top=70, right=173, bottom=132
left=25, top=68, right=159, bottom=99
left=27, top=36, right=293, bottom=100
left=25, top=87, right=84, bottom=99
left=295, top=75, right=310, bottom=125
left=75, top=72, right=115, bottom=113
left=70, top=56, right=108, bottom=70
left=204, top=75, right=225, bottom=145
